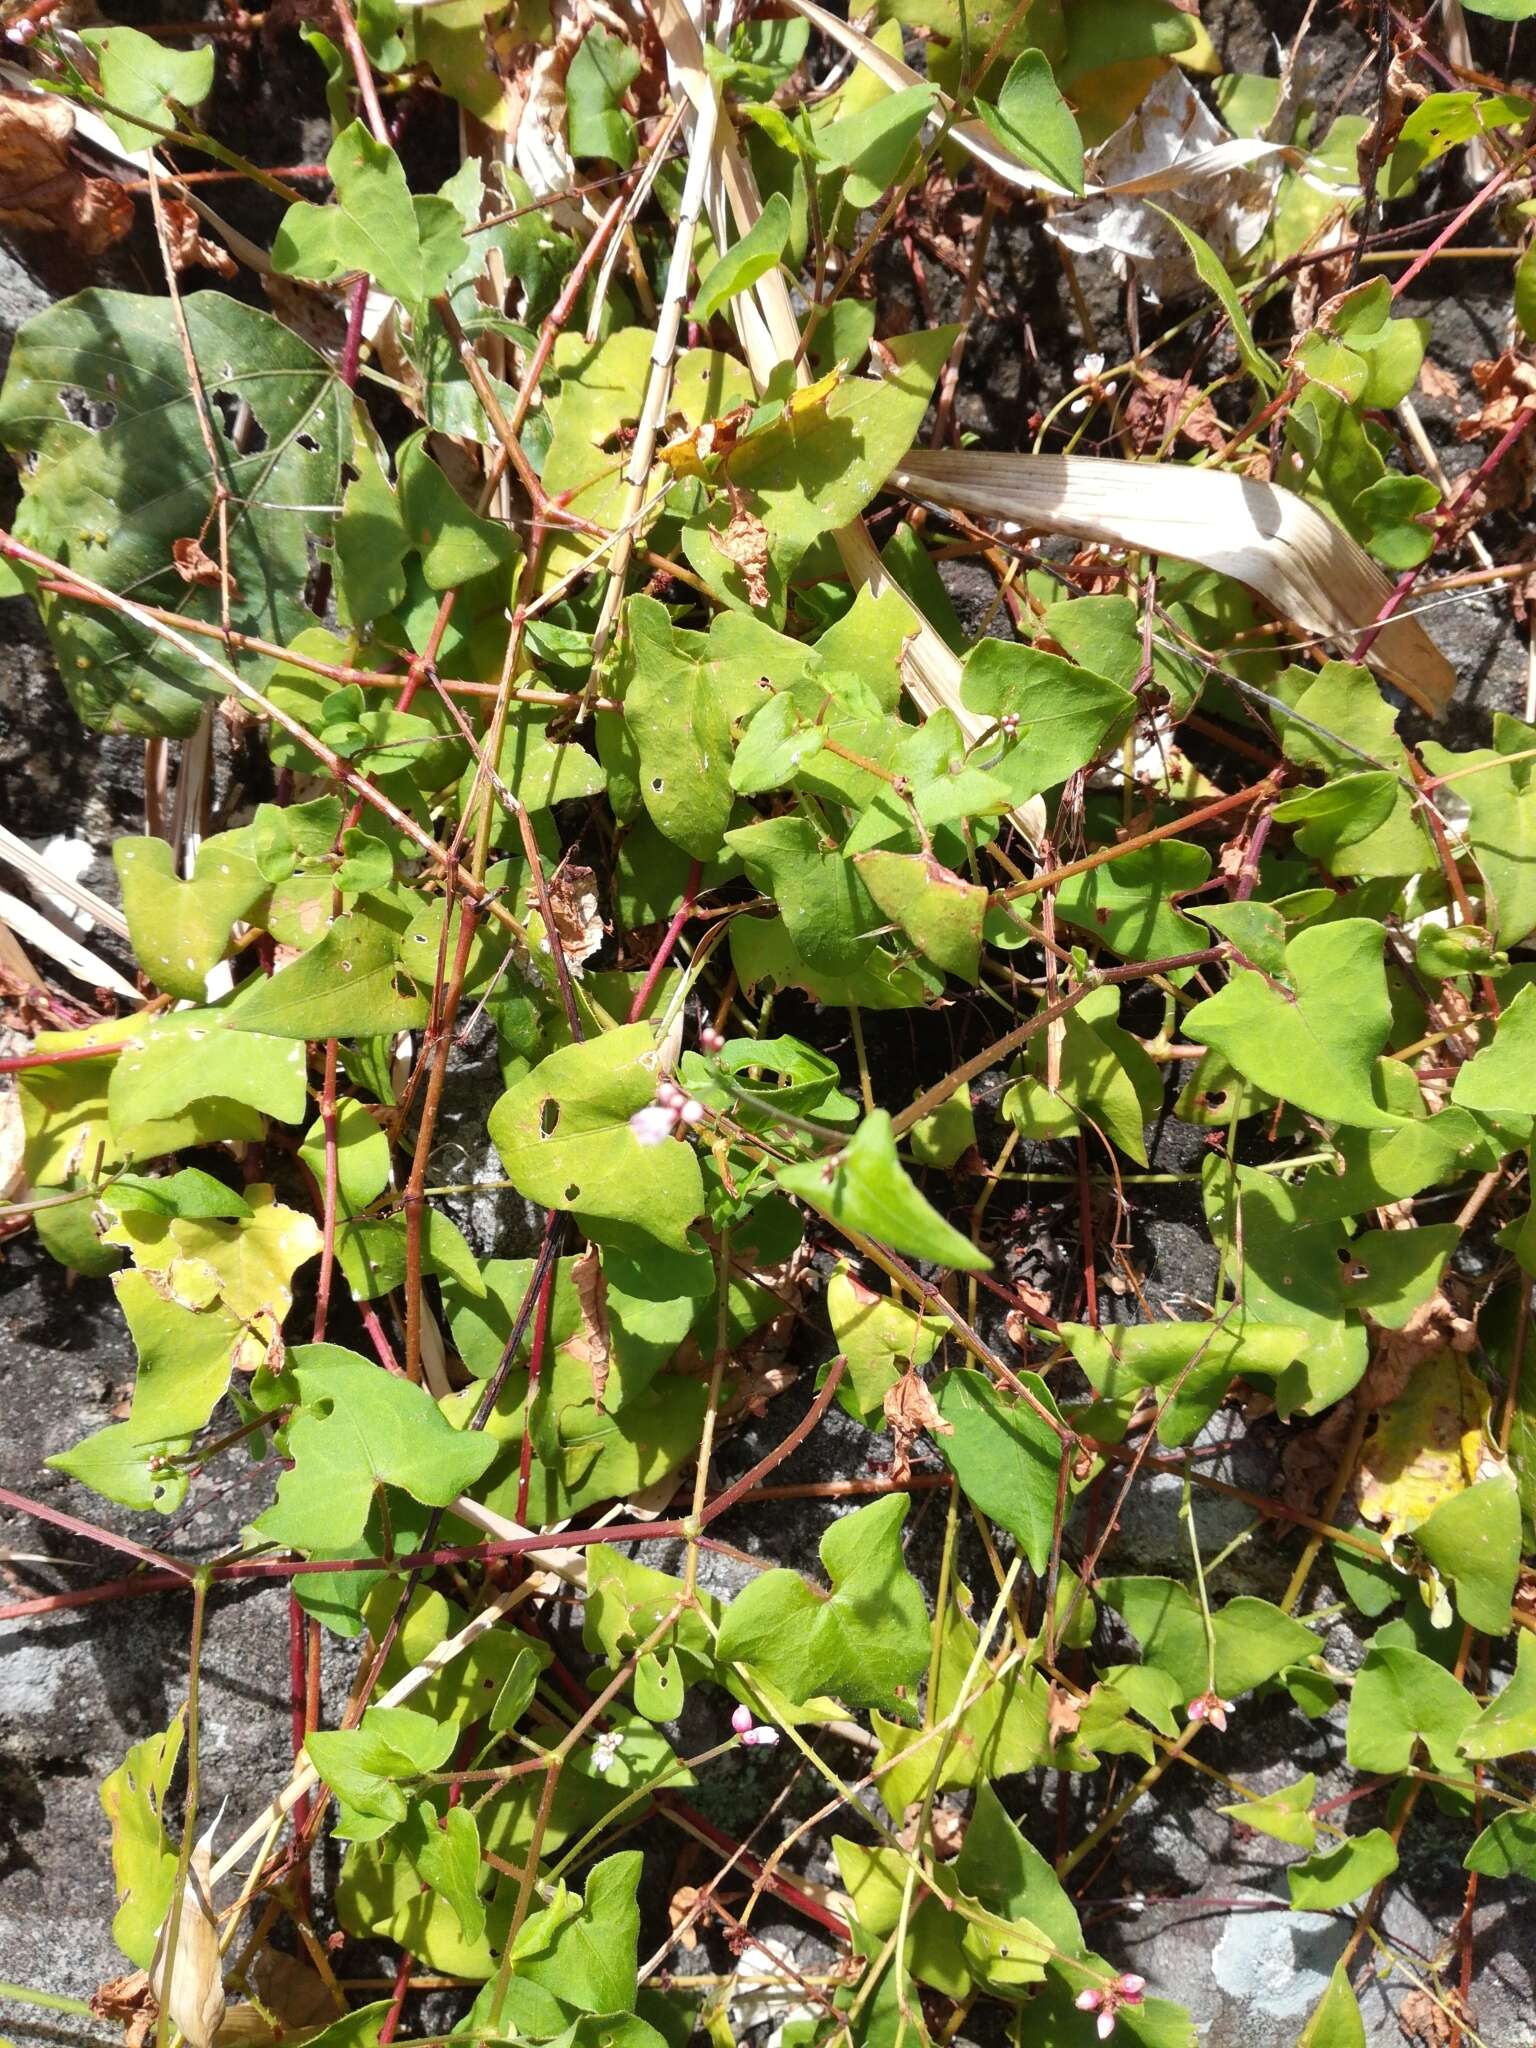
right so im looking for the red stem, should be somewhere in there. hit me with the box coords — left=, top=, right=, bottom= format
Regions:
left=628, top=860, right=703, bottom=1023
left=0, top=1485, right=191, bottom=1577
left=516, top=1252, right=560, bottom=1523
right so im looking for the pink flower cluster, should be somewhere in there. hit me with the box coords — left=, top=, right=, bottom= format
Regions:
left=629, top=1079, right=705, bottom=1146
left=1186, top=1691, right=1236, bottom=1732
left=731, top=1702, right=780, bottom=1748
left=1075, top=1973, right=1146, bottom=2039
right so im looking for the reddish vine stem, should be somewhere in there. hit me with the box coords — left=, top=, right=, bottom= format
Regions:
left=627, top=859, right=703, bottom=1023
left=515, top=1251, right=561, bottom=1525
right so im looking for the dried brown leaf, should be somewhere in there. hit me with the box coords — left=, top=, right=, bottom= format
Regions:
left=710, top=498, right=772, bottom=607
left=92, top=1971, right=159, bottom=2048
left=567, top=1241, right=611, bottom=1412
left=0, top=90, right=132, bottom=256
left=882, top=1368, right=950, bottom=1482
left=173, top=538, right=241, bottom=600
left=161, top=195, right=237, bottom=279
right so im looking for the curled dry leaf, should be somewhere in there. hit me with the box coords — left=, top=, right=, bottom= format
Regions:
left=161, top=195, right=237, bottom=279
left=150, top=1822, right=225, bottom=2048
left=90, top=1971, right=158, bottom=2048
left=0, top=89, right=133, bottom=256
left=568, top=1240, right=612, bottom=1411
left=540, top=861, right=604, bottom=975
left=883, top=1367, right=951, bottom=1483
left=1122, top=370, right=1247, bottom=467
left=709, top=496, right=772, bottom=607
left=891, top=447, right=1456, bottom=716
left=172, top=538, right=241, bottom=600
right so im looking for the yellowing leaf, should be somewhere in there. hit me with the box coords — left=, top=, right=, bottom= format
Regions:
left=1357, top=1350, right=1497, bottom=1545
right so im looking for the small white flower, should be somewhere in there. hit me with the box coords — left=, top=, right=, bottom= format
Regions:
left=592, top=1729, right=623, bottom=1773
left=1077, top=351, right=1107, bottom=380
left=1187, top=1692, right=1235, bottom=1732
left=629, top=1102, right=678, bottom=1147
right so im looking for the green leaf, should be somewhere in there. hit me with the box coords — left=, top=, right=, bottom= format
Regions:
left=694, top=192, right=793, bottom=322
left=488, top=1023, right=704, bottom=1251
left=1059, top=1320, right=1307, bottom=1448
left=907, top=1084, right=975, bottom=1169
left=566, top=27, right=640, bottom=166
left=977, top=50, right=1085, bottom=193
left=1465, top=1808, right=1536, bottom=1879
left=397, top=433, right=516, bottom=588
left=1415, top=1473, right=1520, bottom=1635
left=933, top=1367, right=1067, bottom=1572
left=853, top=850, right=986, bottom=981
left=1421, top=727, right=1536, bottom=947
left=306, top=1706, right=458, bottom=1842
left=1453, top=985, right=1536, bottom=1116
left=1100, top=1578, right=1316, bottom=1700
left=1297, top=1966, right=1367, bottom=2048
left=722, top=329, right=955, bottom=554
left=228, top=909, right=430, bottom=1040
left=108, top=1011, right=309, bottom=1135
left=1461, top=1630, right=1536, bottom=1760
left=108, top=1169, right=252, bottom=1221
left=113, top=835, right=267, bottom=1001
left=1152, top=208, right=1279, bottom=391
left=253, top=1343, right=498, bottom=1552
left=0, top=290, right=350, bottom=736
left=1052, top=837, right=1212, bottom=967
left=620, top=595, right=744, bottom=858
left=299, top=1097, right=392, bottom=1214
left=1343, top=1222, right=1459, bottom=1329
left=777, top=1109, right=992, bottom=1271
left=1287, top=1828, right=1397, bottom=1910
left=954, top=1782, right=1080, bottom=1989
left=409, top=1801, right=485, bottom=1942
left=1187, top=919, right=1404, bottom=1129
left=47, top=1419, right=190, bottom=1513
left=80, top=24, right=214, bottom=149
left=513, top=1851, right=643, bottom=2016
left=272, top=121, right=459, bottom=305
left=1385, top=89, right=1531, bottom=194
left=728, top=814, right=881, bottom=973
left=1347, top=1641, right=1477, bottom=1774
left=716, top=1495, right=930, bottom=1711
left=815, top=84, right=936, bottom=210
left=826, top=1266, right=944, bottom=1421
left=99, top=1713, right=185, bottom=1967
left=1218, top=1774, right=1317, bottom=1850
left=960, top=642, right=1132, bottom=801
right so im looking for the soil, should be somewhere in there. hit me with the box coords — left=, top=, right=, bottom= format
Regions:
left=3, top=4, right=1536, bottom=2045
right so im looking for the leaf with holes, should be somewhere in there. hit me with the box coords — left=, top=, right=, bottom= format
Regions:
left=227, top=909, right=430, bottom=1040
left=488, top=1023, right=704, bottom=1251
left=113, top=834, right=267, bottom=1001
left=0, top=289, right=350, bottom=735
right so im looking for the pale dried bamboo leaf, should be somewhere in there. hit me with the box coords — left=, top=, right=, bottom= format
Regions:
left=783, top=0, right=1291, bottom=205
left=893, top=449, right=1455, bottom=716
left=150, top=1827, right=225, bottom=2048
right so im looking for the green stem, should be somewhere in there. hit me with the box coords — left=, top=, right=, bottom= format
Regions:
left=0, top=1985, right=96, bottom=2018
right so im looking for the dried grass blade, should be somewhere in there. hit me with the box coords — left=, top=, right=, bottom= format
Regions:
left=892, top=449, right=1456, bottom=716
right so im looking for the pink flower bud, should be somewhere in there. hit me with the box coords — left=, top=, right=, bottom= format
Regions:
left=679, top=1097, right=705, bottom=1126
left=1117, top=1975, right=1145, bottom=2003
left=1075, top=1990, right=1104, bottom=2013
left=731, top=1703, right=754, bottom=1735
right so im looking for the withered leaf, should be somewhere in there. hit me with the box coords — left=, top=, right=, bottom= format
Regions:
left=0, top=91, right=133, bottom=256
